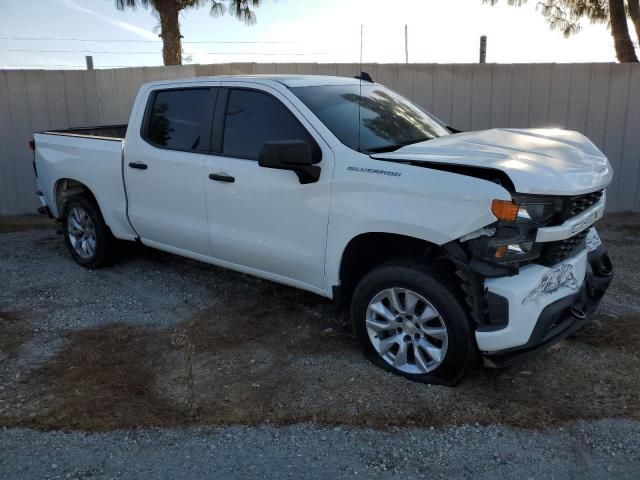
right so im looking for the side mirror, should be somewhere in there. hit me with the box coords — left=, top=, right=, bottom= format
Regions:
left=258, top=140, right=321, bottom=184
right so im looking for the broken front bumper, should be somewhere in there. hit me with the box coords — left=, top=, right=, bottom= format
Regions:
left=476, top=229, right=612, bottom=367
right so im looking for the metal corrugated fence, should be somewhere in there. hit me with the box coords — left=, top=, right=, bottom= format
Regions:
left=1, top=62, right=639, bottom=215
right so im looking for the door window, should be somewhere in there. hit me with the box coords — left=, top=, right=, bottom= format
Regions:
left=144, top=88, right=210, bottom=151
left=222, top=89, right=318, bottom=160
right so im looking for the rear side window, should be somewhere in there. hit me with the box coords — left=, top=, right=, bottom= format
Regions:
left=145, top=88, right=210, bottom=151
left=222, top=89, right=318, bottom=160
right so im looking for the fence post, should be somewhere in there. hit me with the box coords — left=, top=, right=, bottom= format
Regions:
left=479, top=36, right=487, bottom=64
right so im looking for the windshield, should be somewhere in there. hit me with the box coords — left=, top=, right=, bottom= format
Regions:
left=290, top=83, right=450, bottom=153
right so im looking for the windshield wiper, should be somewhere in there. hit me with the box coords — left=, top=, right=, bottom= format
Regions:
left=365, top=138, right=430, bottom=154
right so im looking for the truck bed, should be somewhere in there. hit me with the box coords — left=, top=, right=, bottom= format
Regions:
left=41, top=124, right=127, bottom=140
left=33, top=127, right=135, bottom=240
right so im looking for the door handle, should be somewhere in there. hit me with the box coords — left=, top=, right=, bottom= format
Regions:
left=209, top=173, right=235, bottom=183
left=128, top=162, right=148, bottom=170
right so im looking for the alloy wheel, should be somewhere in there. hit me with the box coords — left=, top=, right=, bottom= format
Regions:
left=365, top=287, right=448, bottom=374
left=66, top=206, right=97, bottom=259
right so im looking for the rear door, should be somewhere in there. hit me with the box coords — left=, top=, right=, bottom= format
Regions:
left=124, top=85, right=218, bottom=256
left=204, top=83, right=334, bottom=290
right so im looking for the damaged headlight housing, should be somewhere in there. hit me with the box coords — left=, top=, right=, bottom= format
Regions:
left=470, top=197, right=561, bottom=264
left=492, top=199, right=558, bottom=225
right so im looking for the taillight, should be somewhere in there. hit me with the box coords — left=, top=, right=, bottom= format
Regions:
left=28, top=140, right=35, bottom=152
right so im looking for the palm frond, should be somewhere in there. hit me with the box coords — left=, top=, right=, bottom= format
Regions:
left=228, top=0, right=258, bottom=25
left=486, top=0, right=611, bottom=37
left=482, top=0, right=530, bottom=6
left=115, top=0, right=149, bottom=10
left=209, top=0, right=226, bottom=17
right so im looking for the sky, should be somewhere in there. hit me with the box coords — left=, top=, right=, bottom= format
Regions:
left=0, top=0, right=622, bottom=69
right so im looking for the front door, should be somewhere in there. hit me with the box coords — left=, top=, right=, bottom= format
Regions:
left=204, top=84, right=333, bottom=289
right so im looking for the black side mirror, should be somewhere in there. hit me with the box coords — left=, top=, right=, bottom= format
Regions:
left=258, top=140, right=321, bottom=184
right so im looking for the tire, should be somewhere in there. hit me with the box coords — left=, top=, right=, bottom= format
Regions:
left=351, top=261, right=476, bottom=385
left=62, top=194, right=114, bottom=269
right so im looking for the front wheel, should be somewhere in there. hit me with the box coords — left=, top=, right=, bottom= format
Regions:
left=351, top=262, right=476, bottom=385
left=62, top=195, right=114, bottom=269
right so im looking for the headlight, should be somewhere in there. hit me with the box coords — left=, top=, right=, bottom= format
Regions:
left=472, top=197, right=561, bottom=265
left=516, top=202, right=558, bottom=224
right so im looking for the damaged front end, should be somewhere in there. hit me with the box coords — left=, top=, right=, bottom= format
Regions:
left=444, top=190, right=613, bottom=367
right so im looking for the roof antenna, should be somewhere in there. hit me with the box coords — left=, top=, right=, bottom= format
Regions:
left=354, top=27, right=374, bottom=84
left=357, top=25, right=363, bottom=153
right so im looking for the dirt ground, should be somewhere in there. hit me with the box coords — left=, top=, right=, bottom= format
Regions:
left=0, top=214, right=639, bottom=432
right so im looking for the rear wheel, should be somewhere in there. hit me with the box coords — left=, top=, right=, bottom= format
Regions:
left=351, top=261, right=475, bottom=385
left=62, top=195, right=114, bottom=269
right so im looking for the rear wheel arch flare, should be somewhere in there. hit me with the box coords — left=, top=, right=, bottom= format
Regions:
left=54, top=178, right=99, bottom=218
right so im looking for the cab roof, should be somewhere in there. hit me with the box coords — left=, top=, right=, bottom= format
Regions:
left=143, top=74, right=369, bottom=89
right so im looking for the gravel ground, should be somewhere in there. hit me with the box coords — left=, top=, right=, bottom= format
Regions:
left=2, top=420, right=640, bottom=480
left=1, top=214, right=639, bottom=478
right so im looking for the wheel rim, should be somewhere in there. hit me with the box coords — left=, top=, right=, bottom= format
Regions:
left=366, top=287, right=448, bottom=374
left=66, top=206, right=97, bottom=259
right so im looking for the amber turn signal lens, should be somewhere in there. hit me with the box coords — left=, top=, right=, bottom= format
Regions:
left=491, top=199, right=519, bottom=222
left=494, top=245, right=508, bottom=258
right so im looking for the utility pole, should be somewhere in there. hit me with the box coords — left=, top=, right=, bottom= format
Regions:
left=360, top=24, right=363, bottom=66
left=405, top=25, right=409, bottom=64
left=479, top=35, right=487, bottom=64
left=85, top=55, right=94, bottom=70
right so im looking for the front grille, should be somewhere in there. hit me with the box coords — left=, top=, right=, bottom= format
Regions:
left=534, top=190, right=603, bottom=265
left=557, top=190, right=603, bottom=223
left=538, top=229, right=589, bottom=266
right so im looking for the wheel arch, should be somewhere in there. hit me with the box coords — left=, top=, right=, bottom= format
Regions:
left=335, top=232, right=459, bottom=305
left=53, top=178, right=100, bottom=218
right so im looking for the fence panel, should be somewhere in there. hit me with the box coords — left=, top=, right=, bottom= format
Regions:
left=0, top=62, right=638, bottom=215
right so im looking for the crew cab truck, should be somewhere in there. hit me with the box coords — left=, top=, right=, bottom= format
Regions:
left=32, top=75, right=613, bottom=385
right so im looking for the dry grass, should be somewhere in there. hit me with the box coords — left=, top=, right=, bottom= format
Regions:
left=3, top=325, right=185, bottom=431
left=0, top=311, right=31, bottom=358
left=576, top=314, right=640, bottom=351
left=0, top=215, right=56, bottom=233
left=2, top=302, right=638, bottom=432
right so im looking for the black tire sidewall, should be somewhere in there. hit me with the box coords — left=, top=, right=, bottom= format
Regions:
left=62, top=195, right=112, bottom=269
left=351, top=263, right=475, bottom=386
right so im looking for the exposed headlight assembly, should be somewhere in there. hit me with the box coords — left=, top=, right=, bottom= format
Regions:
left=470, top=197, right=562, bottom=265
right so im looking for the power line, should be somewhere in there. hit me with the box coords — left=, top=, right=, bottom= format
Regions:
left=6, top=49, right=161, bottom=54
left=5, top=49, right=333, bottom=56
left=0, top=64, right=138, bottom=68
left=0, top=36, right=294, bottom=44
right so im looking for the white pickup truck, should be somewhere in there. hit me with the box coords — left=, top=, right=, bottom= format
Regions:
left=32, top=74, right=613, bottom=385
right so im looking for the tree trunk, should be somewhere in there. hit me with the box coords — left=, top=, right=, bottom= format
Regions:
left=608, top=0, right=638, bottom=62
left=156, top=0, right=182, bottom=66
left=629, top=0, right=640, bottom=46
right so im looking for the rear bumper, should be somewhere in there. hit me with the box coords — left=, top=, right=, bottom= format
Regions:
left=36, top=190, right=54, bottom=218
left=478, top=245, right=612, bottom=368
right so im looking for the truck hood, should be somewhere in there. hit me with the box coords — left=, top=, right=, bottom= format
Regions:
left=371, top=128, right=612, bottom=195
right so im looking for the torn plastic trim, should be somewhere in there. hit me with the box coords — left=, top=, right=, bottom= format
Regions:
left=459, top=226, right=496, bottom=242
left=443, top=240, right=519, bottom=328
left=443, top=242, right=487, bottom=326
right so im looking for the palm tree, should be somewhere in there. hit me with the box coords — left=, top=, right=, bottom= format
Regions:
left=115, top=0, right=261, bottom=66
left=484, top=0, right=639, bottom=62
left=609, top=0, right=639, bottom=62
